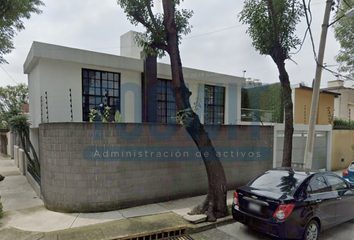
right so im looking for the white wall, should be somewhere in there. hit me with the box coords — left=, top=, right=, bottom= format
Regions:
left=28, top=63, right=41, bottom=128
left=37, top=59, right=82, bottom=125
left=6, top=132, right=13, bottom=158
left=120, top=70, right=142, bottom=123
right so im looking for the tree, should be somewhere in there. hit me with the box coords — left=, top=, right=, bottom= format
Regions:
left=116, top=0, right=229, bottom=221
left=333, top=0, right=354, bottom=78
left=0, top=0, right=44, bottom=64
left=239, top=0, right=303, bottom=167
left=8, top=115, right=40, bottom=176
left=0, top=83, right=28, bottom=128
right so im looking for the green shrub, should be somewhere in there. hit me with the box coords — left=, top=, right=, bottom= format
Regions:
left=0, top=201, right=3, bottom=218
left=333, top=118, right=354, bottom=130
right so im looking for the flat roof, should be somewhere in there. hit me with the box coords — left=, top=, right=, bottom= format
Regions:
left=24, top=41, right=245, bottom=85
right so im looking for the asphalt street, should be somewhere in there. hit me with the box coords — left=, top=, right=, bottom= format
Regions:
left=200, top=219, right=354, bottom=240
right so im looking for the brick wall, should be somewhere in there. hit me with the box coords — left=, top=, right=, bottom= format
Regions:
left=39, top=123, right=273, bottom=212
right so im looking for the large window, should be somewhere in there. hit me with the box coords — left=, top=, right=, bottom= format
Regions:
left=204, top=85, right=225, bottom=124
left=82, top=69, right=120, bottom=121
left=157, top=79, right=176, bottom=124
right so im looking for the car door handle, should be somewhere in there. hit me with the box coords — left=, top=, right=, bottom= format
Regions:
left=316, top=199, right=322, bottom=203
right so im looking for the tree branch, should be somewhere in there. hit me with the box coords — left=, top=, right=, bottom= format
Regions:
left=145, top=0, right=159, bottom=30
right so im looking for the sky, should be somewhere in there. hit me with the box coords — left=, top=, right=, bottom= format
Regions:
left=0, top=0, right=348, bottom=89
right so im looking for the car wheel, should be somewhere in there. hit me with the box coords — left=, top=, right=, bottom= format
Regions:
left=303, top=220, right=319, bottom=240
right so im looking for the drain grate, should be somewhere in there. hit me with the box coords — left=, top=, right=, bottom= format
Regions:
left=114, top=227, right=189, bottom=240
left=165, top=236, right=194, bottom=240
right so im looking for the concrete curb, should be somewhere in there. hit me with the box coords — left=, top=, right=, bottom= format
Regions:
left=186, top=215, right=235, bottom=234
left=0, top=213, right=235, bottom=240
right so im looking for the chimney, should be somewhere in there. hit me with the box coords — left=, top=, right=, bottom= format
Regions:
left=327, top=80, right=344, bottom=88
left=120, top=31, right=144, bottom=59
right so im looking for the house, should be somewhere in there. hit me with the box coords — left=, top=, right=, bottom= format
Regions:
left=243, top=83, right=335, bottom=169
left=322, top=80, right=354, bottom=121
left=24, top=31, right=245, bottom=155
left=20, top=31, right=278, bottom=212
left=243, top=82, right=339, bottom=124
left=292, top=83, right=340, bottom=125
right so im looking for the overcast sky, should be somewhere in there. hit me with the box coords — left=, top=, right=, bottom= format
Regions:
left=0, top=0, right=347, bottom=88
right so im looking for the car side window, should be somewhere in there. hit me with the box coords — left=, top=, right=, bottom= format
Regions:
left=325, top=175, right=348, bottom=191
left=307, top=176, right=331, bottom=194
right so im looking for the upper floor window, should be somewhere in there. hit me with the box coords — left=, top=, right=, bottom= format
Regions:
left=157, top=79, right=176, bottom=124
left=204, top=85, right=225, bottom=124
left=82, top=69, right=120, bottom=121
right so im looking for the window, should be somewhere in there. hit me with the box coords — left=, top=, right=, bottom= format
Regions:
left=325, top=175, right=348, bottom=191
left=307, top=176, right=331, bottom=194
left=204, top=85, right=225, bottom=124
left=82, top=69, right=120, bottom=121
left=157, top=79, right=176, bottom=124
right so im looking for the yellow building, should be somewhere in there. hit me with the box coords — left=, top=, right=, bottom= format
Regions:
left=294, top=84, right=340, bottom=125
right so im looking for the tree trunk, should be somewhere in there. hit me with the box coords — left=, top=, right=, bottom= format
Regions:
left=274, top=57, right=294, bottom=167
left=162, top=0, right=228, bottom=221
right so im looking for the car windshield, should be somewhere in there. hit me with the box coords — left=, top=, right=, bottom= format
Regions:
left=248, top=170, right=308, bottom=195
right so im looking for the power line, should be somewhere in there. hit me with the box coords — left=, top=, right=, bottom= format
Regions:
left=184, top=24, right=243, bottom=40
left=342, top=0, right=352, bottom=8
left=302, top=0, right=354, bottom=82
left=302, top=0, right=319, bottom=64
left=291, top=0, right=314, bottom=55
left=0, top=65, right=18, bottom=85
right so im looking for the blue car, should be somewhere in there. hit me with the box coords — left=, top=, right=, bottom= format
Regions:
left=342, top=162, right=354, bottom=184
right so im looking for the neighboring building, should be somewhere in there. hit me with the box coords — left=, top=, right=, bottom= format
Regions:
left=292, top=84, right=340, bottom=125
left=242, top=82, right=339, bottom=125
left=20, top=104, right=29, bottom=115
left=322, top=80, right=354, bottom=121
left=24, top=31, right=245, bottom=154
left=243, top=78, right=262, bottom=89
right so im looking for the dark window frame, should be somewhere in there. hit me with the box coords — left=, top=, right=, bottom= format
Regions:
left=82, top=69, right=121, bottom=122
left=157, top=79, right=176, bottom=124
left=204, top=85, right=225, bottom=124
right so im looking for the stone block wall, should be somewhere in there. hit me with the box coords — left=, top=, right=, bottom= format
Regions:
left=39, top=122, right=273, bottom=212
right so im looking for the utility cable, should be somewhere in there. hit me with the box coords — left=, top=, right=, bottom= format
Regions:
left=0, top=65, right=18, bottom=85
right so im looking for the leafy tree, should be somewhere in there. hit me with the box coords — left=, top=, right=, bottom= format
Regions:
left=0, top=0, right=44, bottom=64
left=0, top=83, right=28, bottom=128
left=117, top=0, right=229, bottom=221
left=245, top=83, right=284, bottom=123
left=333, top=0, right=354, bottom=78
left=9, top=115, right=40, bottom=176
left=239, top=0, right=304, bottom=167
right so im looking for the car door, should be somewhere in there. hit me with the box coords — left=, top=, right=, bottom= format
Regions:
left=305, top=175, right=337, bottom=229
left=325, top=174, right=354, bottom=223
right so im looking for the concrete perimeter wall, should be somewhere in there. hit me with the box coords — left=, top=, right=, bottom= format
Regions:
left=39, top=122, right=273, bottom=213
left=331, top=129, right=354, bottom=170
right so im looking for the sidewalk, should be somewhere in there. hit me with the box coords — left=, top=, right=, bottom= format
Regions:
left=0, top=156, right=233, bottom=240
left=0, top=155, right=346, bottom=240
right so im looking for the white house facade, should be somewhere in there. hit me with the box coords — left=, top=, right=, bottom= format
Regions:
left=24, top=31, right=245, bottom=154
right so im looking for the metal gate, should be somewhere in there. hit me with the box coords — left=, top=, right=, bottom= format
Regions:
left=0, top=134, right=7, bottom=156
left=275, top=129, right=328, bottom=170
